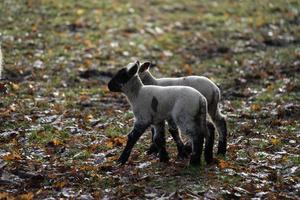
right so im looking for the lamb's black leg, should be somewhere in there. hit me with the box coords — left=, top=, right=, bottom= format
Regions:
left=204, top=121, right=215, bottom=164
left=216, top=117, right=227, bottom=156
left=153, top=122, right=169, bottom=162
left=118, top=123, right=149, bottom=165
left=190, top=113, right=206, bottom=166
left=189, top=129, right=203, bottom=166
left=147, top=127, right=159, bottom=155
left=167, top=119, right=188, bottom=159
left=209, top=107, right=227, bottom=156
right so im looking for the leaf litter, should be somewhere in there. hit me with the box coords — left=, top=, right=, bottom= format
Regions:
left=0, top=0, right=300, bottom=199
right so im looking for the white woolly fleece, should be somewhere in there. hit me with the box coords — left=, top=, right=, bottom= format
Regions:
left=138, top=66, right=227, bottom=148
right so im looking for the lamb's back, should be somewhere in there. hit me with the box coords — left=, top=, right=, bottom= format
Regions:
left=157, top=76, right=219, bottom=104
left=141, top=85, right=203, bottom=113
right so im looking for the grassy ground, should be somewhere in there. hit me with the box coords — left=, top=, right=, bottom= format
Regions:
left=0, top=0, right=299, bottom=199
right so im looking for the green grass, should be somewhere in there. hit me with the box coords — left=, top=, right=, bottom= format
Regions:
left=28, top=124, right=70, bottom=145
left=288, top=155, right=300, bottom=165
left=0, top=0, right=299, bottom=199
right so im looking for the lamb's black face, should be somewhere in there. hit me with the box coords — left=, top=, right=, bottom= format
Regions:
left=108, top=68, right=131, bottom=92
left=108, top=62, right=139, bottom=92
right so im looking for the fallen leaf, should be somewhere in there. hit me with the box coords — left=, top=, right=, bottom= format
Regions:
left=76, top=9, right=85, bottom=15
left=47, top=139, right=62, bottom=146
left=80, top=94, right=90, bottom=102
left=0, top=192, right=9, bottom=199
left=271, top=138, right=281, bottom=146
left=31, top=24, right=37, bottom=32
left=105, top=136, right=127, bottom=148
left=183, top=64, right=193, bottom=75
left=0, top=109, right=11, bottom=117
left=17, top=192, right=34, bottom=200
left=84, top=114, right=94, bottom=122
left=3, top=152, right=21, bottom=161
left=83, top=39, right=94, bottom=49
left=113, top=137, right=127, bottom=146
left=54, top=181, right=67, bottom=189
left=218, top=159, right=230, bottom=169
left=105, top=140, right=114, bottom=148
left=11, top=83, right=20, bottom=91
left=250, top=104, right=261, bottom=112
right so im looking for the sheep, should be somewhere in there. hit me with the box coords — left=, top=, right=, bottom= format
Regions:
left=108, top=61, right=214, bottom=166
left=138, top=61, right=227, bottom=156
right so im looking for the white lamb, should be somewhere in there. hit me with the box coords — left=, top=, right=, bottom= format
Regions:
left=108, top=61, right=214, bottom=166
left=138, top=61, right=227, bottom=156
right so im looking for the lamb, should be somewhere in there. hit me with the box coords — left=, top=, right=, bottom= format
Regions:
left=108, top=61, right=214, bottom=166
left=138, top=62, right=227, bottom=156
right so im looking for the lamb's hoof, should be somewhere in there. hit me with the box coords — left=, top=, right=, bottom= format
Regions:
left=183, top=144, right=192, bottom=155
left=189, top=155, right=201, bottom=166
left=205, top=156, right=214, bottom=165
left=208, top=158, right=218, bottom=165
left=189, top=160, right=201, bottom=166
left=159, top=153, right=170, bottom=163
left=217, top=145, right=227, bottom=156
left=177, top=144, right=192, bottom=160
left=117, top=159, right=126, bottom=165
left=147, top=144, right=159, bottom=155
left=205, top=150, right=214, bottom=164
left=177, top=150, right=189, bottom=160
left=117, top=153, right=129, bottom=165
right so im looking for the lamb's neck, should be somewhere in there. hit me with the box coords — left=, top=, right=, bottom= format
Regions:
left=122, top=75, right=143, bottom=103
left=144, top=72, right=158, bottom=85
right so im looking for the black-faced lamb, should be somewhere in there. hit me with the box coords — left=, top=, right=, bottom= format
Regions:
left=138, top=61, right=227, bottom=156
left=108, top=61, right=214, bottom=166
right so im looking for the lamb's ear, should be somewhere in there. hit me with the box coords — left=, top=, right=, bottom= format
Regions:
left=139, top=61, right=151, bottom=73
left=127, top=62, right=139, bottom=76
left=136, top=60, right=140, bottom=66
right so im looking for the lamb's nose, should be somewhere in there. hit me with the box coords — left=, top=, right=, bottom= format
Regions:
left=107, top=81, right=113, bottom=91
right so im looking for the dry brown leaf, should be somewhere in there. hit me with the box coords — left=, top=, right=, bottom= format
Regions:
left=54, top=181, right=67, bottom=189
left=3, top=152, right=21, bottom=161
left=80, top=94, right=90, bottom=102
left=0, top=109, right=11, bottom=117
left=218, top=159, right=230, bottom=169
left=84, top=59, right=92, bottom=68
left=250, top=104, right=261, bottom=112
left=113, top=137, right=127, bottom=146
left=83, top=39, right=93, bottom=49
left=183, top=64, right=193, bottom=75
left=52, top=103, right=65, bottom=113
left=17, top=192, right=34, bottom=200
left=0, top=192, right=10, bottom=199
left=85, top=114, right=94, bottom=122
left=11, top=83, right=20, bottom=91
left=31, top=24, right=37, bottom=32
left=105, top=136, right=127, bottom=148
left=105, top=140, right=114, bottom=148
left=48, top=139, right=62, bottom=146
left=101, top=85, right=110, bottom=93
left=271, top=138, right=281, bottom=146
